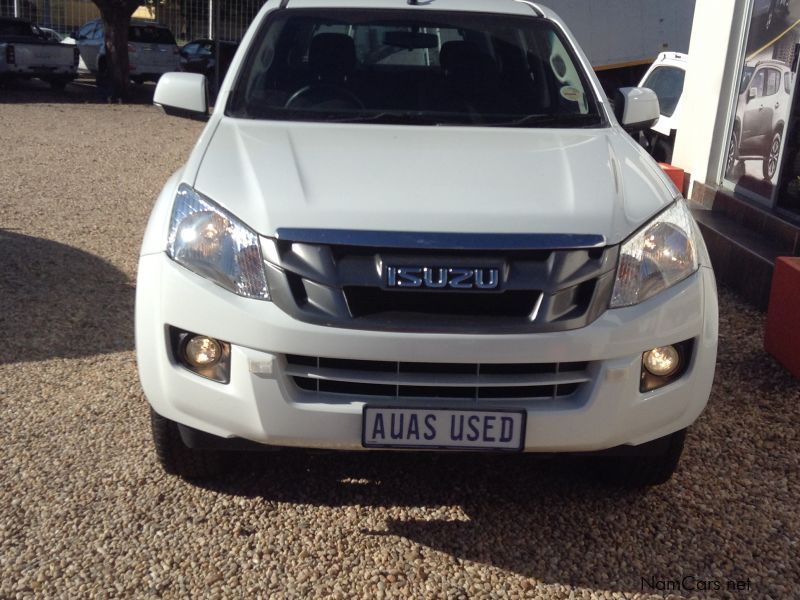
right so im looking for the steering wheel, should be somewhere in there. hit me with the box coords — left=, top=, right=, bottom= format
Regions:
left=284, top=84, right=365, bottom=110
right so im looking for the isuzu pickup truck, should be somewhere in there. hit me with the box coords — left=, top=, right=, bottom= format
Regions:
left=140, top=0, right=718, bottom=487
left=0, top=17, right=78, bottom=89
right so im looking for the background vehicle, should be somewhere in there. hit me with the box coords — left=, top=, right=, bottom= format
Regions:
left=179, top=39, right=237, bottom=79
left=178, top=38, right=237, bottom=94
left=543, top=0, right=695, bottom=94
left=34, top=26, right=63, bottom=43
left=59, top=32, right=88, bottom=74
left=0, top=16, right=77, bottom=89
left=637, top=52, right=688, bottom=163
left=728, top=59, right=792, bottom=181
left=72, top=19, right=179, bottom=84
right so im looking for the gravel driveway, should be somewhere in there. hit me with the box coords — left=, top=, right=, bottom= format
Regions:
left=1, top=86, right=799, bottom=599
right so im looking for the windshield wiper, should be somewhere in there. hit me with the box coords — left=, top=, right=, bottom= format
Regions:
left=323, top=112, right=444, bottom=125
left=487, top=113, right=603, bottom=128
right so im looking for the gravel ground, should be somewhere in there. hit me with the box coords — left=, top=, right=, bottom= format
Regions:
left=1, top=85, right=799, bottom=599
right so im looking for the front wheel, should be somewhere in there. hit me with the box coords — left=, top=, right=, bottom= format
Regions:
left=150, top=408, right=224, bottom=479
left=763, top=130, right=782, bottom=181
left=596, top=429, right=687, bottom=487
left=725, top=130, right=739, bottom=177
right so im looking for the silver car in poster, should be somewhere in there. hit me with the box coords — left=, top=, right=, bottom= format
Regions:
left=728, top=60, right=792, bottom=181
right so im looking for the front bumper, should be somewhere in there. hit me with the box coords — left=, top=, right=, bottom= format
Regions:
left=136, top=253, right=718, bottom=452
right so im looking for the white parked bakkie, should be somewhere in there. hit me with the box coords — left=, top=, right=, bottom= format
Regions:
left=638, top=51, right=687, bottom=164
left=139, top=0, right=718, bottom=487
left=73, top=19, right=179, bottom=84
left=0, top=17, right=78, bottom=89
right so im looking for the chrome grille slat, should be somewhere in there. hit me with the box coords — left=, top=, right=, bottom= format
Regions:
left=284, top=355, right=590, bottom=401
left=283, top=365, right=590, bottom=388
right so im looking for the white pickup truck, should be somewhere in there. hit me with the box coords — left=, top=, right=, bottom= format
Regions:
left=141, top=0, right=718, bottom=488
left=0, top=16, right=78, bottom=89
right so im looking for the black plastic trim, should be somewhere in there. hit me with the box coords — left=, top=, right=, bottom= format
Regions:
left=177, top=424, right=275, bottom=450
left=169, top=327, right=231, bottom=384
left=275, top=229, right=607, bottom=250
left=263, top=239, right=618, bottom=334
left=175, top=420, right=682, bottom=457
left=639, top=339, right=695, bottom=393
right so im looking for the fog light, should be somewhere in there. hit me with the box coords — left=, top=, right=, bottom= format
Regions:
left=643, top=345, right=680, bottom=377
left=185, top=335, right=222, bottom=368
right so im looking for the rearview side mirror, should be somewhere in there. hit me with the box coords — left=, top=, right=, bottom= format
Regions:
left=748, top=87, right=758, bottom=101
left=614, top=87, right=660, bottom=131
left=154, top=72, right=209, bottom=120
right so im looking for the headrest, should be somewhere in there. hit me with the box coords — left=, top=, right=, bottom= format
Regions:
left=439, top=41, right=499, bottom=81
left=309, top=33, right=357, bottom=78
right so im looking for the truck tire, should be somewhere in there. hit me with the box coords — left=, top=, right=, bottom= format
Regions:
left=150, top=408, right=223, bottom=479
left=95, top=57, right=108, bottom=88
left=725, top=130, right=739, bottom=177
left=597, top=428, right=687, bottom=487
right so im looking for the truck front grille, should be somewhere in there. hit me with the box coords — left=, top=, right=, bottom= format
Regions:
left=285, top=354, right=591, bottom=401
left=263, top=231, right=618, bottom=334
left=343, top=287, right=542, bottom=319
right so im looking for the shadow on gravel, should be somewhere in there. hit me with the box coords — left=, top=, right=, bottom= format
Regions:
left=0, top=229, right=134, bottom=364
left=0, top=78, right=156, bottom=105
left=193, top=434, right=785, bottom=595
left=197, top=451, right=668, bottom=591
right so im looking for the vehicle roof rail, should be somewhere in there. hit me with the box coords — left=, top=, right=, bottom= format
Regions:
left=279, top=0, right=289, bottom=8
left=513, top=0, right=544, bottom=17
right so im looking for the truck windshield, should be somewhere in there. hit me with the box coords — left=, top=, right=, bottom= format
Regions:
left=129, top=25, right=176, bottom=45
left=227, top=9, right=604, bottom=128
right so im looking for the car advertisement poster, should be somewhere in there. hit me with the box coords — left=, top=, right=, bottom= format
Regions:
left=724, top=0, right=800, bottom=204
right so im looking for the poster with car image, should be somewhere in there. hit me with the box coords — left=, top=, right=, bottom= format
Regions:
left=724, top=0, right=798, bottom=203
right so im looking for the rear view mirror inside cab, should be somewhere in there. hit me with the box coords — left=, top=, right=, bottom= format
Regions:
left=383, top=31, right=438, bottom=50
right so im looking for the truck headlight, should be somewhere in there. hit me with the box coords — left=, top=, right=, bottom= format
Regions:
left=610, top=199, right=699, bottom=308
left=167, top=184, right=269, bottom=300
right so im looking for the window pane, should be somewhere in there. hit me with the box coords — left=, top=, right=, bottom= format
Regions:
left=642, top=66, right=686, bottom=117
left=129, top=26, right=176, bottom=45
left=766, top=69, right=780, bottom=96
left=752, top=71, right=765, bottom=97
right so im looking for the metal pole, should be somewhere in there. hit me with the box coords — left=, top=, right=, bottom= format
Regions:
left=213, top=0, right=220, bottom=98
left=13, top=0, right=19, bottom=18
left=208, top=0, right=213, bottom=39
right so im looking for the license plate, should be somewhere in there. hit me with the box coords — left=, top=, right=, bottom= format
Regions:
left=362, top=407, right=525, bottom=451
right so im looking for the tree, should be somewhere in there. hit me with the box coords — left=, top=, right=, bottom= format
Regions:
left=92, top=0, right=140, bottom=99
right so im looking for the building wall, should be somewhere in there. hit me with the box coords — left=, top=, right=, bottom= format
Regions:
left=672, top=0, right=751, bottom=190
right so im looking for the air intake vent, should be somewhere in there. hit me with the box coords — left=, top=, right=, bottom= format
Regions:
left=285, top=355, right=590, bottom=401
